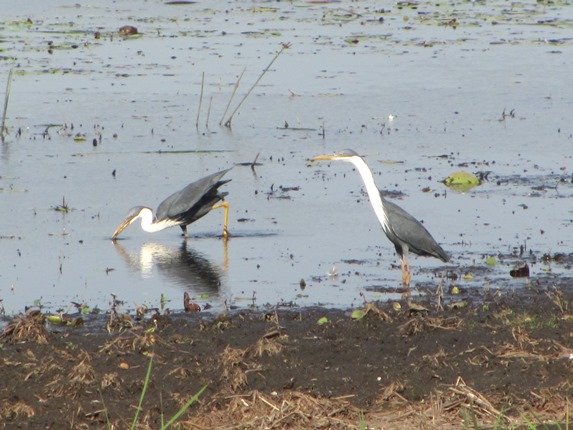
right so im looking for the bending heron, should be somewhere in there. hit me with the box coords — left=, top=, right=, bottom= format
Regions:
left=311, top=149, right=449, bottom=286
left=111, top=168, right=231, bottom=240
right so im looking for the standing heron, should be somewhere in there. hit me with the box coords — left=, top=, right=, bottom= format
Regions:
left=311, top=150, right=449, bottom=286
left=111, top=168, right=231, bottom=240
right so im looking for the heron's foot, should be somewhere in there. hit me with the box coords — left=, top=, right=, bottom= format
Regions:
left=180, top=227, right=189, bottom=238
left=401, top=270, right=411, bottom=287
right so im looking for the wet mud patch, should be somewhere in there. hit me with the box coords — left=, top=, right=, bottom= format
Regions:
left=1, top=285, right=571, bottom=428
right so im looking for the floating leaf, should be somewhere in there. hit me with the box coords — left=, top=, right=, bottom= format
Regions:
left=485, top=256, right=497, bottom=267
left=47, top=314, right=83, bottom=327
left=317, top=316, right=329, bottom=325
left=442, top=171, right=480, bottom=192
left=351, top=309, right=365, bottom=320
left=462, top=272, right=474, bottom=281
left=47, top=315, right=63, bottom=325
left=450, top=285, right=460, bottom=295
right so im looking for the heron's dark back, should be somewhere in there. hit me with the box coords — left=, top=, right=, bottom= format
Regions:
left=382, top=196, right=449, bottom=262
left=156, top=169, right=231, bottom=223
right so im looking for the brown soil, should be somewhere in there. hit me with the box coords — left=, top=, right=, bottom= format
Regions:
left=0, top=285, right=571, bottom=429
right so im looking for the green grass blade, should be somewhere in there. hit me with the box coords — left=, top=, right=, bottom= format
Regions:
left=161, top=384, right=208, bottom=429
left=131, top=355, right=154, bottom=430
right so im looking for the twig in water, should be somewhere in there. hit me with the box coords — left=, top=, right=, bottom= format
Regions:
left=219, top=67, right=246, bottom=126
left=195, top=72, right=205, bottom=131
left=223, top=43, right=290, bottom=128
left=53, top=196, right=70, bottom=213
left=1, top=68, right=14, bottom=143
left=251, top=152, right=260, bottom=171
left=235, top=152, right=263, bottom=169
left=205, top=96, right=213, bottom=130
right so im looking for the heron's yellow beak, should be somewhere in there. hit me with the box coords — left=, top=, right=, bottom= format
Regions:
left=311, top=154, right=337, bottom=162
left=111, top=216, right=135, bottom=240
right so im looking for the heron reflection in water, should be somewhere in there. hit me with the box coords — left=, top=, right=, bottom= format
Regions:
left=111, top=169, right=231, bottom=240
left=112, top=240, right=225, bottom=296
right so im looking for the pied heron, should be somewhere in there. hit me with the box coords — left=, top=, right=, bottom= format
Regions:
left=311, top=150, right=449, bottom=286
left=111, top=168, right=231, bottom=240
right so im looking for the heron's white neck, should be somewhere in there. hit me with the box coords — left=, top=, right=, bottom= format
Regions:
left=344, top=156, right=390, bottom=233
left=137, top=208, right=172, bottom=233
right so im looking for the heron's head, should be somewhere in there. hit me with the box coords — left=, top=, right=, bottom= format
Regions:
left=111, top=206, right=148, bottom=240
left=311, top=149, right=362, bottom=163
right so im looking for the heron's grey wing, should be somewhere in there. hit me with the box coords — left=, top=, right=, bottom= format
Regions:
left=382, top=196, right=449, bottom=262
left=155, top=168, right=231, bottom=221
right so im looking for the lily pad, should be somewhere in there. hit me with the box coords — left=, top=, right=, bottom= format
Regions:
left=485, top=256, right=497, bottom=267
left=351, top=309, right=365, bottom=320
left=442, top=171, right=480, bottom=192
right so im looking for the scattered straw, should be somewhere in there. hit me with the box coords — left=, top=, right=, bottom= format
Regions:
left=399, top=315, right=462, bottom=336
left=0, top=399, right=35, bottom=420
left=192, top=390, right=361, bottom=429
left=448, top=377, right=506, bottom=423
left=99, top=327, right=156, bottom=354
left=363, top=302, right=393, bottom=322
left=249, top=336, right=284, bottom=358
left=0, top=310, right=49, bottom=344
left=220, top=346, right=248, bottom=391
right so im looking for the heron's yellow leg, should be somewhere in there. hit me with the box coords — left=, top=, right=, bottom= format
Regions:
left=400, top=254, right=411, bottom=287
left=212, top=201, right=230, bottom=238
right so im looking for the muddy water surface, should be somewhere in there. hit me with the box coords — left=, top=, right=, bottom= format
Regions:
left=0, top=0, right=571, bottom=314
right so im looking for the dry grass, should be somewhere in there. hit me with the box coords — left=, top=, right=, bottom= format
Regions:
left=249, top=336, right=284, bottom=358
left=220, top=346, right=249, bottom=391
left=377, top=380, right=408, bottom=404
left=219, top=332, right=286, bottom=393
left=363, top=302, right=393, bottom=322
left=0, top=310, right=49, bottom=344
left=48, top=350, right=96, bottom=398
left=0, top=399, right=35, bottom=421
left=183, top=382, right=571, bottom=430
left=399, top=315, right=462, bottom=336
left=100, top=372, right=123, bottom=391
left=191, top=390, right=361, bottom=429
left=99, top=327, right=157, bottom=354
left=422, top=347, right=451, bottom=368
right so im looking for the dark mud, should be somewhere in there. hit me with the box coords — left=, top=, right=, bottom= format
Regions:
left=1, top=283, right=571, bottom=429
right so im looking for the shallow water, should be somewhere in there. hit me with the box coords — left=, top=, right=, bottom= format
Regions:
left=0, top=0, right=571, bottom=314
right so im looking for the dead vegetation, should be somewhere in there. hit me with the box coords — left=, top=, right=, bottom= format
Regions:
left=399, top=315, right=463, bottom=336
left=0, top=309, right=49, bottom=344
left=193, top=390, right=362, bottom=429
left=0, top=399, right=35, bottom=421
left=0, top=288, right=570, bottom=428
left=99, top=326, right=157, bottom=354
left=220, top=334, right=286, bottom=392
left=50, top=350, right=96, bottom=398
